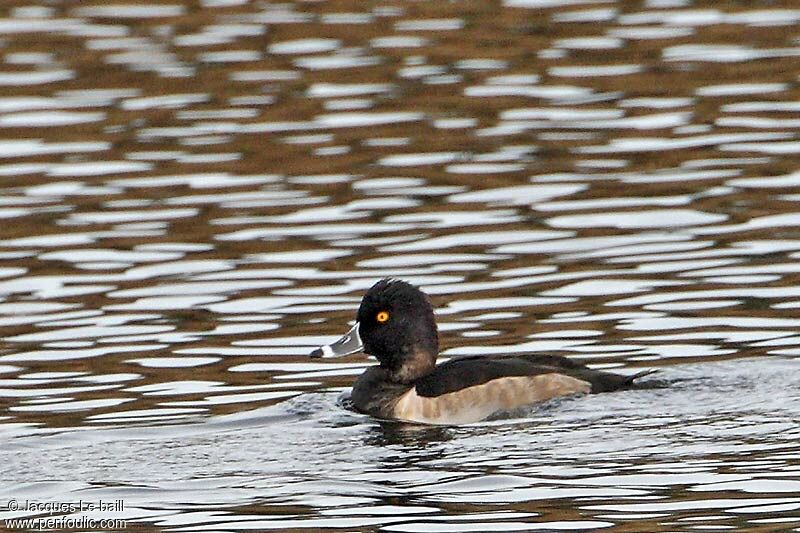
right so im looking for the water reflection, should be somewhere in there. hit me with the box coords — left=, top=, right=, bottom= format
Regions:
left=2, top=0, right=800, bottom=530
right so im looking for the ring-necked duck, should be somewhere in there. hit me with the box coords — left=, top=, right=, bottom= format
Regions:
left=310, top=278, right=652, bottom=425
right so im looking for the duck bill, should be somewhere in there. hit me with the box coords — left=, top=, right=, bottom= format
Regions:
left=310, top=322, right=362, bottom=358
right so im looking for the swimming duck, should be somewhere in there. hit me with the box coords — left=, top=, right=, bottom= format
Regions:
left=310, top=278, right=652, bottom=425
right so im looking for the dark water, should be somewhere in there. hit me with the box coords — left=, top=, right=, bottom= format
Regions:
left=2, top=0, right=800, bottom=530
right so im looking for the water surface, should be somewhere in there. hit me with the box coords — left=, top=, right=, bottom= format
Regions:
left=1, top=0, right=800, bottom=530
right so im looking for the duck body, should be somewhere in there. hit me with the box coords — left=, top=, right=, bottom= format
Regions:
left=311, top=279, right=651, bottom=425
left=351, top=354, right=647, bottom=425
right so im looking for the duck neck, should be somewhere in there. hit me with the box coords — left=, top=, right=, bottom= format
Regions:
left=386, top=347, right=436, bottom=384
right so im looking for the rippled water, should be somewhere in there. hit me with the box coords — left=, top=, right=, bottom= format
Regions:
left=2, top=0, right=800, bottom=530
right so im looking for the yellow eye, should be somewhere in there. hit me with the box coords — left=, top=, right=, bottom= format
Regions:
left=376, top=311, right=390, bottom=323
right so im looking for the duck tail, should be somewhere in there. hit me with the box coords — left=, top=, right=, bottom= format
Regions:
left=624, top=368, right=658, bottom=387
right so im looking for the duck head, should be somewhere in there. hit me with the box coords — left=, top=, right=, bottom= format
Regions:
left=310, top=279, right=439, bottom=383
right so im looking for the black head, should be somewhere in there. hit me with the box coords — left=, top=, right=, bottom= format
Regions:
left=357, top=279, right=438, bottom=377
left=310, top=279, right=439, bottom=383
